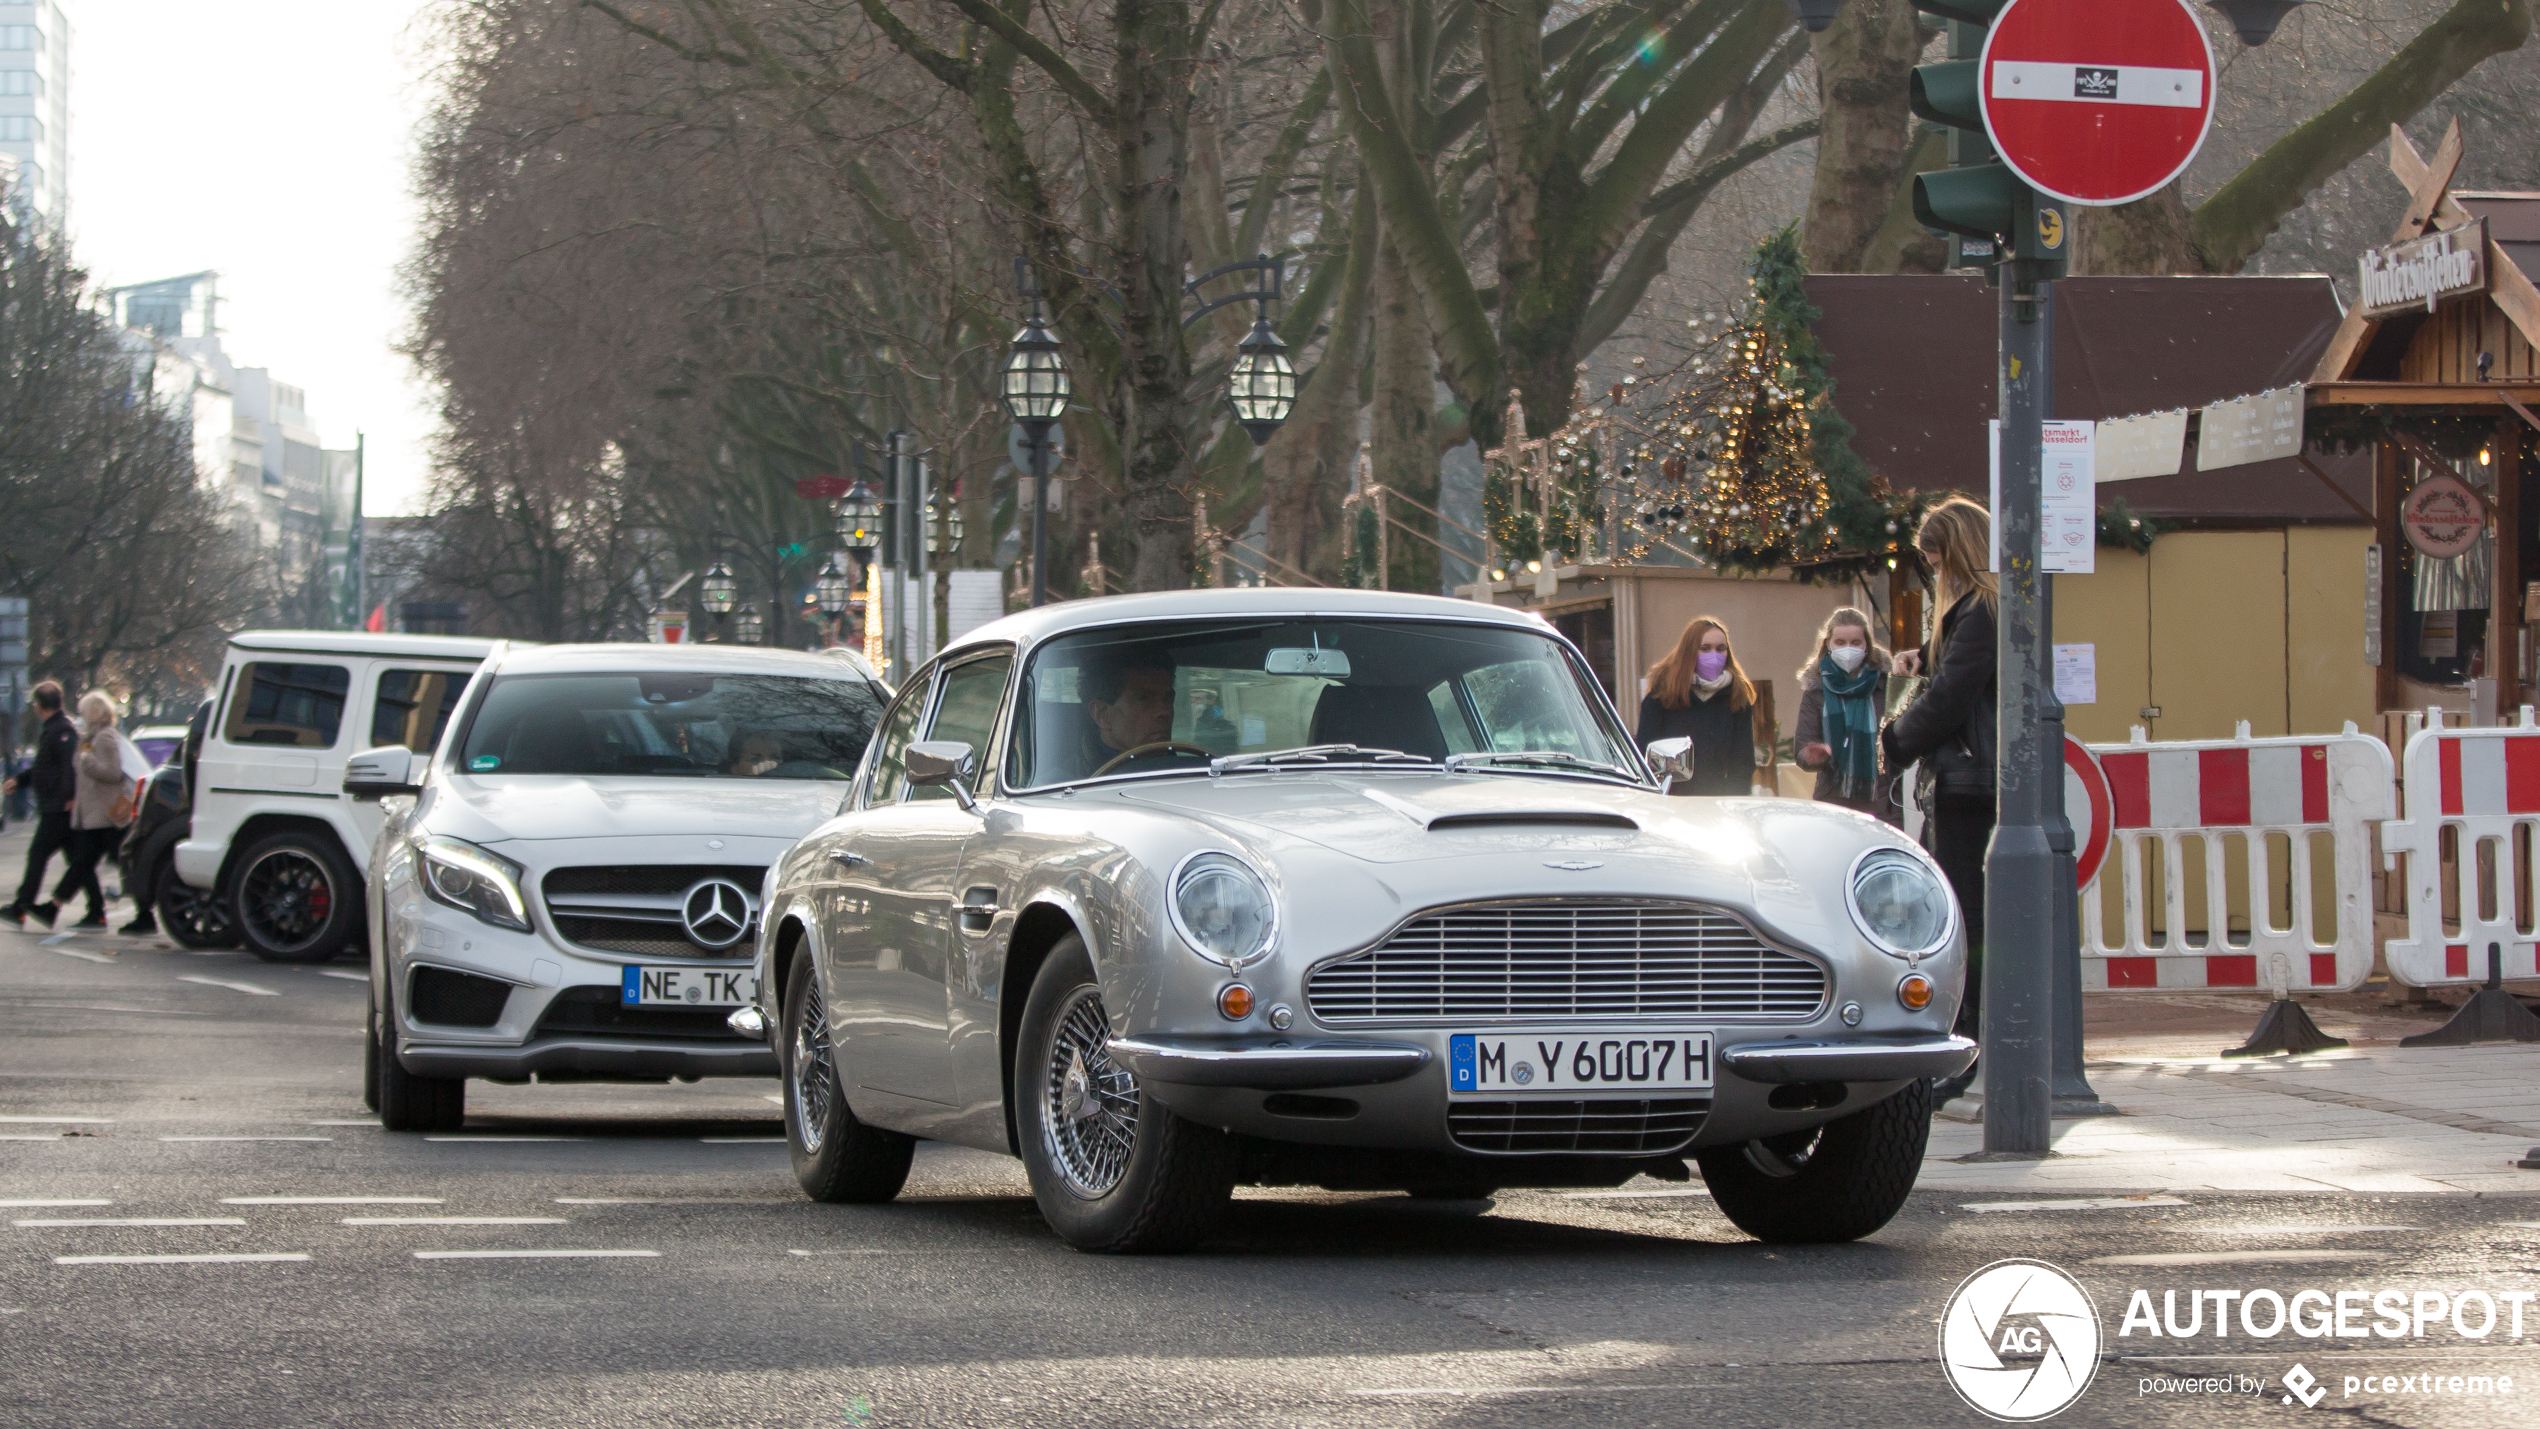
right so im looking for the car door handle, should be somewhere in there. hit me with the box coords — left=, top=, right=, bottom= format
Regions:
left=830, top=850, right=870, bottom=867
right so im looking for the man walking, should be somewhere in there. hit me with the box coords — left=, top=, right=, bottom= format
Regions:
left=3, top=682, right=79, bottom=928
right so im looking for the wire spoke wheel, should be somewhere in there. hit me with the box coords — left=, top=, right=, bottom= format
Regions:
left=1040, top=985, right=1140, bottom=1199
left=239, top=848, right=334, bottom=953
left=792, top=975, right=837, bottom=1155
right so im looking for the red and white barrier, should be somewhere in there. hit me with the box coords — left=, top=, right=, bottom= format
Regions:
left=2080, top=723, right=2393, bottom=996
left=2379, top=706, right=2540, bottom=987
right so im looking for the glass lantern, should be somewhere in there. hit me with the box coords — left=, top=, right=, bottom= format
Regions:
left=834, top=481, right=881, bottom=552
left=699, top=562, right=738, bottom=616
left=1227, top=316, right=1298, bottom=446
left=735, top=603, right=763, bottom=646
left=1001, top=317, right=1070, bottom=424
left=814, top=552, right=854, bottom=615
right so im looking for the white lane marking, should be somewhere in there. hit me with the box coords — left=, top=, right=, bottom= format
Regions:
left=2171, top=1225, right=2417, bottom=1236
left=1964, top=1196, right=2191, bottom=1213
left=412, top=1249, right=658, bottom=1260
left=2501, top=1221, right=2540, bottom=1230
left=1350, top=1384, right=1725, bottom=1398
left=49, top=947, right=113, bottom=963
left=15, top=1218, right=246, bottom=1228
left=2089, top=1249, right=2392, bottom=1267
left=308, top=1120, right=378, bottom=1127
left=156, top=1136, right=333, bottom=1143
left=223, top=1197, right=442, bottom=1205
left=175, top=975, right=278, bottom=996
left=0, top=1116, right=113, bottom=1124
left=425, top=1136, right=582, bottom=1143
left=312, top=970, right=367, bottom=981
left=787, top=1249, right=917, bottom=1257
left=699, top=1137, right=786, bottom=1144
left=55, top=1254, right=309, bottom=1265
left=0, top=1199, right=112, bottom=1207
left=342, top=1217, right=567, bottom=1226
left=6, top=1002, right=206, bottom=1016
left=1563, top=1188, right=1710, bottom=1200
left=39, top=934, right=78, bottom=947
left=761, top=1094, right=784, bottom=1105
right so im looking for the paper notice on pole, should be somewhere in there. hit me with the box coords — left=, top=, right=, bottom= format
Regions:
left=2195, top=386, right=2305, bottom=471
left=2053, top=643, right=2097, bottom=705
left=1990, top=419, right=2096, bottom=574
left=2095, top=409, right=2187, bottom=482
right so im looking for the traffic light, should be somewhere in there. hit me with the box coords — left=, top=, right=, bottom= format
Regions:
left=1909, top=2, right=2065, bottom=274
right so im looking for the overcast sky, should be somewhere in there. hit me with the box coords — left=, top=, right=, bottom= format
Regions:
left=70, top=1, right=440, bottom=516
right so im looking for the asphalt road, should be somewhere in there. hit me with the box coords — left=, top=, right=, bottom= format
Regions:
left=3, top=928, right=2535, bottom=1428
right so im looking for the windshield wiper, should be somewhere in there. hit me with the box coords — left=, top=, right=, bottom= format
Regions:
left=1444, top=750, right=1636, bottom=780
left=1210, top=744, right=1441, bottom=775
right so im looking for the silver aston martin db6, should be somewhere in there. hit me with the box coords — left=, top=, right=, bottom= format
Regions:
left=734, top=589, right=1974, bottom=1252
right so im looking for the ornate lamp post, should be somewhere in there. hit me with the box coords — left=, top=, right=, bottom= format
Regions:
left=927, top=487, right=965, bottom=560
left=735, top=604, right=763, bottom=646
left=814, top=551, right=854, bottom=647
left=834, top=479, right=882, bottom=554
left=1003, top=264, right=1071, bottom=608
left=699, top=562, right=737, bottom=641
left=1185, top=254, right=1298, bottom=448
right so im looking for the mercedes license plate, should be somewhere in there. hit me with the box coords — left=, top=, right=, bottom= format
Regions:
left=620, top=966, right=756, bottom=1008
left=1448, top=1030, right=1712, bottom=1097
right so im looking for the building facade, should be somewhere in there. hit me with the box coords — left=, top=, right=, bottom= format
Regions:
left=0, top=1, right=67, bottom=228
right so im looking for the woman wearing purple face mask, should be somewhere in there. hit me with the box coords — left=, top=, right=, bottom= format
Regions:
left=1637, top=615, right=1756, bottom=797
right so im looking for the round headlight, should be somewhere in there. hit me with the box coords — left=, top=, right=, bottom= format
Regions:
left=1849, top=848, right=1952, bottom=958
left=1170, top=852, right=1277, bottom=968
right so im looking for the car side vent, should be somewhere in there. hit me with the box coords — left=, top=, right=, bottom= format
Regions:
left=410, top=967, right=512, bottom=1028
left=1425, top=811, right=1639, bottom=831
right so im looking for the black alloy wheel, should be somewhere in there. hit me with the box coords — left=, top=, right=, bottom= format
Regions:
left=155, top=854, right=239, bottom=950
left=233, top=831, right=362, bottom=963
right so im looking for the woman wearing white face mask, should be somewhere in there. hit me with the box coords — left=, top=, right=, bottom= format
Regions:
left=1793, top=607, right=1893, bottom=819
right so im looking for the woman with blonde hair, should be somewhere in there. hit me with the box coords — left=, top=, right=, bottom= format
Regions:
left=1793, top=606, right=1891, bottom=818
left=59, top=691, right=137, bottom=929
left=1636, top=615, right=1756, bottom=797
left=1880, top=497, right=1999, bottom=1089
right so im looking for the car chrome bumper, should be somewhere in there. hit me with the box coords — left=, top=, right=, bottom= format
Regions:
left=1107, top=1035, right=1430, bottom=1090
left=1720, top=1034, right=1977, bottom=1084
left=400, top=1037, right=778, bottom=1081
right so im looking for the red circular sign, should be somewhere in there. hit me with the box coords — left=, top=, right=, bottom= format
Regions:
left=2401, top=473, right=2486, bottom=559
left=2065, top=736, right=2113, bottom=890
left=1980, top=0, right=2217, bottom=207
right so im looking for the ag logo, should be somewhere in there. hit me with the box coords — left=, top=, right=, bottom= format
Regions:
left=2035, top=206, right=2066, bottom=251
left=1939, top=1259, right=2101, bottom=1421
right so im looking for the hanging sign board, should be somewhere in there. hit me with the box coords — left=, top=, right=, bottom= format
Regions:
left=2095, top=409, right=2187, bottom=483
left=1979, top=0, right=2218, bottom=207
left=2357, top=219, right=2487, bottom=320
left=2401, top=473, right=2486, bottom=559
left=2195, top=387, right=2305, bottom=471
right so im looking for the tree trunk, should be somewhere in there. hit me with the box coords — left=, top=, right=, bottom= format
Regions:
left=1266, top=180, right=1374, bottom=583
left=2070, top=183, right=2199, bottom=275
left=1371, top=220, right=1439, bottom=592
left=1802, top=0, right=1928, bottom=273
left=1113, top=0, right=1199, bottom=592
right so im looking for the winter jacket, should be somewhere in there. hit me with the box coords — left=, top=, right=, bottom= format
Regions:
left=27, top=710, right=75, bottom=813
left=1881, top=591, right=1998, bottom=797
left=1637, top=687, right=1754, bottom=797
left=1795, top=659, right=1892, bottom=814
left=73, top=726, right=132, bottom=831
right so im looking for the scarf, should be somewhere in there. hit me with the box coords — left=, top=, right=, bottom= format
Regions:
left=1818, top=654, right=1882, bottom=798
left=1690, top=669, right=1734, bottom=701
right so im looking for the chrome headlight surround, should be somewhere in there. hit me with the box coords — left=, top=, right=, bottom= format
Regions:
left=1846, top=845, right=1954, bottom=962
left=1167, top=850, right=1278, bottom=970
left=416, top=835, right=531, bottom=933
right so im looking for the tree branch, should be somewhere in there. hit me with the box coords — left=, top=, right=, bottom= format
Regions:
left=935, top=0, right=1114, bottom=123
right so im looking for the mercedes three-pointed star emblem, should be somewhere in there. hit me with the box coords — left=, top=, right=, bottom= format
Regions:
left=680, top=878, right=754, bottom=950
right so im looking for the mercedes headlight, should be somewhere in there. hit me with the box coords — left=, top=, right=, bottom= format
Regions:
left=418, top=835, right=531, bottom=933
left=1169, top=852, right=1277, bottom=969
left=1849, top=848, right=1951, bottom=959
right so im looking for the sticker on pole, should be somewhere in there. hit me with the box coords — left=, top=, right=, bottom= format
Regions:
left=1980, top=0, right=2217, bottom=207
left=2065, top=736, right=2112, bottom=890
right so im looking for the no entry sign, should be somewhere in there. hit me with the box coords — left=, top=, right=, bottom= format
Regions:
left=2066, top=736, right=2113, bottom=890
left=1981, top=0, right=2217, bottom=207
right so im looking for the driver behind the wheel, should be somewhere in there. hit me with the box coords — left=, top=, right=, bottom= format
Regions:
left=1077, top=649, right=1178, bottom=777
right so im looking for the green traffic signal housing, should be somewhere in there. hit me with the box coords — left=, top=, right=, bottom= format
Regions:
left=1908, top=7, right=2011, bottom=256
left=1913, top=164, right=2023, bottom=242
left=1909, top=0, right=2007, bottom=22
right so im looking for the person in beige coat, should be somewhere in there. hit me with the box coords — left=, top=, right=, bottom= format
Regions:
left=58, top=692, right=134, bottom=929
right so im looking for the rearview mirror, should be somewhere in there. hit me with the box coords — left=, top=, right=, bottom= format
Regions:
left=344, top=746, right=424, bottom=800
left=1644, top=737, right=1695, bottom=793
left=1264, top=647, right=1351, bottom=678
left=906, top=740, right=980, bottom=812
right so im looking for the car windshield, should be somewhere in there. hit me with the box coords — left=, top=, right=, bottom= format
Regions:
left=1008, top=617, right=1635, bottom=788
left=457, top=672, right=883, bottom=780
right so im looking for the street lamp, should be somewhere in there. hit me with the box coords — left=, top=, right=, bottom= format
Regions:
left=927, top=488, right=965, bottom=560
left=1227, top=317, right=1298, bottom=447
left=834, top=479, right=882, bottom=552
left=735, top=603, right=763, bottom=646
left=2205, top=0, right=2303, bottom=45
left=700, top=562, right=737, bottom=641
left=814, top=551, right=853, bottom=648
left=1004, top=261, right=1070, bottom=607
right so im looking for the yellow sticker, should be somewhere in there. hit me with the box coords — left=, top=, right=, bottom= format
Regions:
left=2036, top=206, right=2066, bottom=250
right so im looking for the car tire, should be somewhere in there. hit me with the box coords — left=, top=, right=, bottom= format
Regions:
left=234, top=830, right=363, bottom=963
left=1014, top=936, right=1236, bottom=1254
left=156, top=853, right=240, bottom=950
left=374, top=981, right=465, bottom=1133
left=781, top=956, right=914, bottom=1204
left=1694, top=1080, right=1930, bottom=1245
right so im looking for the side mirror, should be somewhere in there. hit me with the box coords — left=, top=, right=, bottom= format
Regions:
left=1644, top=737, right=1695, bottom=793
left=344, top=746, right=424, bottom=800
left=905, top=740, right=980, bottom=812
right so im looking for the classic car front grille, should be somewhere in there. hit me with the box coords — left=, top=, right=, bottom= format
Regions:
left=1305, top=901, right=1828, bottom=1023
left=1447, top=1097, right=1708, bottom=1154
left=532, top=987, right=752, bottom=1043
left=540, top=865, right=766, bottom=958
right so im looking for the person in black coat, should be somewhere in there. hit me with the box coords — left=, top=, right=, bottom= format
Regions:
left=1879, top=498, right=1999, bottom=1066
left=3, top=681, right=79, bottom=929
left=1637, top=615, right=1757, bottom=797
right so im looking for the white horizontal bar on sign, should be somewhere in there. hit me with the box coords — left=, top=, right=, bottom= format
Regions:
left=1990, top=61, right=2204, bottom=109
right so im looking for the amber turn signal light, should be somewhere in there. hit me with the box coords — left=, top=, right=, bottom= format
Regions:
left=1217, top=984, right=1254, bottom=1020
left=1897, top=973, right=1934, bottom=1011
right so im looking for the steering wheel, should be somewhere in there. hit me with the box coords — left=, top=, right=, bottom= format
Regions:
left=1093, top=741, right=1215, bottom=777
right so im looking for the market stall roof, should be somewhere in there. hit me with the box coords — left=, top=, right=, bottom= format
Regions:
left=1808, top=274, right=2370, bottom=524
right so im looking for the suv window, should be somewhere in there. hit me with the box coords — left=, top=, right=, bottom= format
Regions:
left=223, top=662, right=350, bottom=748
left=372, top=668, right=473, bottom=753
left=863, top=673, right=932, bottom=809
left=911, top=655, right=1011, bottom=801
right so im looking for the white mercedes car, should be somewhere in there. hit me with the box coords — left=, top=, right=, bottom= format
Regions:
left=347, top=642, right=889, bottom=1131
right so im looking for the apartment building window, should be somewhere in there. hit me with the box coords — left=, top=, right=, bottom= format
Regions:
left=0, top=71, right=40, bottom=97
left=0, top=116, right=41, bottom=143
left=0, top=28, right=41, bottom=52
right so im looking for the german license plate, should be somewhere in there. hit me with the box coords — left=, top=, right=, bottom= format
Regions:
left=1448, top=1030, right=1712, bottom=1097
left=620, top=966, right=756, bottom=1008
